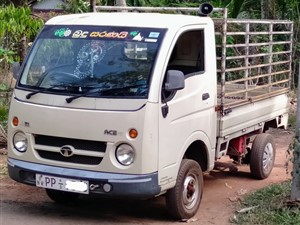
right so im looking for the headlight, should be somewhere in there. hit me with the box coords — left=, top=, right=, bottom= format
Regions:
left=116, top=144, right=135, bottom=166
left=13, top=131, right=28, bottom=152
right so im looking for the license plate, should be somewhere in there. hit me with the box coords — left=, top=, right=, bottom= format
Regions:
left=36, top=174, right=89, bottom=194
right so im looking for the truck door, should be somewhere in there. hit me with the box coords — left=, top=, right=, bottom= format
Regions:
left=158, top=28, right=217, bottom=185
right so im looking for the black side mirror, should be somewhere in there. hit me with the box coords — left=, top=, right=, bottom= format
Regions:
left=165, top=70, right=185, bottom=91
left=12, top=62, right=21, bottom=79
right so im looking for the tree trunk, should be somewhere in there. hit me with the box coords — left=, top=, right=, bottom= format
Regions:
left=115, top=0, right=127, bottom=7
left=261, top=0, right=266, bottom=19
left=261, top=0, right=275, bottom=19
left=10, top=0, right=27, bottom=7
left=291, top=63, right=300, bottom=201
left=90, top=0, right=96, bottom=12
left=19, top=36, right=27, bottom=64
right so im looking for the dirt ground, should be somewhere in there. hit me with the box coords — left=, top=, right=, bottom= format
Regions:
left=0, top=128, right=294, bottom=225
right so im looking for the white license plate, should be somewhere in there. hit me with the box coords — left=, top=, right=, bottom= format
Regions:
left=36, top=174, right=89, bottom=194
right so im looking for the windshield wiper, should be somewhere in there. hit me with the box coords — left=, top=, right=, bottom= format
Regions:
left=26, top=82, right=103, bottom=99
left=65, top=87, right=101, bottom=103
left=26, top=84, right=70, bottom=99
left=65, top=84, right=146, bottom=103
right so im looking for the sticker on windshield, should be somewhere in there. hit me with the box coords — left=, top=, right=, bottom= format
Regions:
left=132, top=33, right=144, bottom=41
left=46, top=26, right=166, bottom=43
left=90, top=31, right=128, bottom=38
left=72, top=30, right=89, bottom=38
left=54, top=28, right=72, bottom=37
left=149, top=32, right=160, bottom=38
left=130, top=31, right=144, bottom=41
left=145, top=38, right=157, bottom=43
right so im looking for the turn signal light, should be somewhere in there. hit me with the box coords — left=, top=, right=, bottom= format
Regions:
left=129, top=129, right=138, bottom=139
left=12, top=116, right=19, bottom=126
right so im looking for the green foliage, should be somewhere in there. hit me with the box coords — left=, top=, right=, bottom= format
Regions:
left=0, top=5, right=43, bottom=62
left=1, top=0, right=28, bottom=7
left=0, top=5, right=42, bottom=40
left=234, top=182, right=300, bottom=225
left=0, top=47, right=15, bottom=64
left=0, top=104, right=8, bottom=131
left=63, top=0, right=91, bottom=13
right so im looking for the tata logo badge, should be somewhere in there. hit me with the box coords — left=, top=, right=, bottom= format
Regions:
left=60, top=145, right=75, bottom=157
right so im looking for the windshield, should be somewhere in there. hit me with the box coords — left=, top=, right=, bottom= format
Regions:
left=18, top=25, right=166, bottom=98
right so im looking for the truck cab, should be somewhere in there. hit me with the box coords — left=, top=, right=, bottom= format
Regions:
left=8, top=11, right=217, bottom=219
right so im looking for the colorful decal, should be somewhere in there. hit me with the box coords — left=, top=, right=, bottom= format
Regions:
left=90, top=31, right=128, bottom=39
left=49, top=26, right=165, bottom=43
left=129, top=31, right=144, bottom=41
left=132, top=33, right=144, bottom=41
left=144, top=38, right=157, bottom=43
left=149, top=32, right=160, bottom=38
left=72, top=30, right=89, bottom=38
left=130, top=31, right=139, bottom=37
left=54, top=28, right=72, bottom=37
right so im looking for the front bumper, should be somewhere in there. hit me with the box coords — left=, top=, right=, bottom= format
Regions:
left=7, top=158, right=160, bottom=199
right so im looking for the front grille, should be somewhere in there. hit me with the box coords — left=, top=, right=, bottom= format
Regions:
left=34, top=134, right=107, bottom=165
left=37, top=151, right=102, bottom=165
left=35, top=135, right=106, bottom=152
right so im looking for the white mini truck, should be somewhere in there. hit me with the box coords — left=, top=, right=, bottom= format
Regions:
left=8, top=4, right=293, bottom=219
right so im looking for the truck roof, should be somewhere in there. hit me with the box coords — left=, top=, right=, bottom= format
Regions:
left=46, top=12, right=212, bottom=29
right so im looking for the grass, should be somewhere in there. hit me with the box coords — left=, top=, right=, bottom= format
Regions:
left=233, top=181, right=300, bottom=225
left=288, top=112, right=297, bottom=130
left=0, top=159, right=7, bottom=176
left=0, top=96, right=9, bottom=132
left=0, top=105, right=8, bottom=129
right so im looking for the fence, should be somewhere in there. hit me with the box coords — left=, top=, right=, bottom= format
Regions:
left=214, top=9, right=293, bottom=112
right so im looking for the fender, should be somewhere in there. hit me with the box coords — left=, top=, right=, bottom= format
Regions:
left=159, top=130, right=215, bottom=191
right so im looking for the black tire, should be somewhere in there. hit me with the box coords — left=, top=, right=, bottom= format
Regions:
left=165, top=159, right=203, bottom=220
left=250, top=133, right=276, bottom=179
left=46, top=189, right=79, bottom=204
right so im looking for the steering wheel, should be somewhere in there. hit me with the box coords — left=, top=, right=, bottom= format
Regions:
left=37, top=71, right=81, bottom=88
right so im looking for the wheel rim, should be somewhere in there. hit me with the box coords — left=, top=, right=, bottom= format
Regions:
left=182, top=174, right=199, bottom=210
left=263, top=142, right=274, bottom=173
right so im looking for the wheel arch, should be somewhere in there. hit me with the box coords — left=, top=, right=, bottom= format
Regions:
left=263, top=114, right=289, bottom=132
left=184, top=140, right=209, bottom=172
left=263, top=119, right=277, bottom=132
left=158, top=131, right=213, bottom=191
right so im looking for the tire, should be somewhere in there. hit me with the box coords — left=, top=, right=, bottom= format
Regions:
left=165, top=159, right=203, bottom=220
left=250, top=133, right=276, bottom=179
left=46, top=189, right=79, bottom=204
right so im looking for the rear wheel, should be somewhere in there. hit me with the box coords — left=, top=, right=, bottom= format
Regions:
left=250, top=133, right=276, bottom=179
left=46, top=189, right=79, bottom=203
left=166, top=159, right=203, bottom=219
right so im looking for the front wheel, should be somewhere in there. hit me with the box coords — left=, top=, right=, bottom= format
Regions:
left=46, top=189, right=80, bottom=204
left=250, top=133, right=276, bottom=179
left=165, top=159, right=203, bottom=219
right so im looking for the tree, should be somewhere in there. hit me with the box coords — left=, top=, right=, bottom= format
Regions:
left=115, top=0, right=127, bottom=6
left=291, top=67, right=300, bottom=201
left=0, top=0, right=28, bottom=7
left=0, top=5, right=43, bottom=62
left=90, top=0, right=96, bottom=11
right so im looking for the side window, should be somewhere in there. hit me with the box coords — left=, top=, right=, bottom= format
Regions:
left=167, top=30, right=204, bottom=75
left=162, top=30, right=205, bottom=102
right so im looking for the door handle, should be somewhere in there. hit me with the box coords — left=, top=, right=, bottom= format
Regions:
left=202, top=93, right=210, bottom=100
